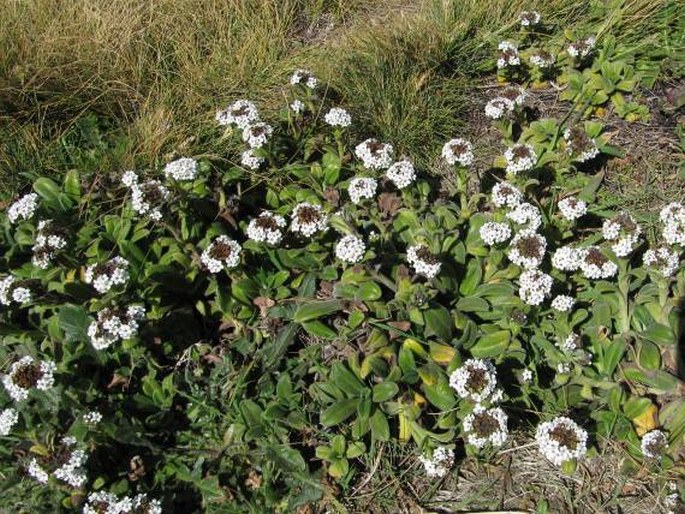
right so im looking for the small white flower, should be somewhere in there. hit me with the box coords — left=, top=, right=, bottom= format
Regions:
left=641, top=429, right=669, bottom=459
left=441, top=138, right=474, bottom=166
left=164, top=157, right=198, bottom=181
left=464, top=405, right=509, bottom=449
left=564, top=127, right=599, bottom=162
left=132, top=494, right=163, bottom=514
left=121, top=170, right=139, bottom=187
left=290, top=69, right=317, bottom=89
left=521, top=369, right=533, bottom=382
left=88, top=305, right=146, bottom=350
left=506, top=202, right=542, bottom=230
left=499, top=86, right=527, bottom=107
left=568, top=37, right=596, bottom=59
left=290, top=203, right=328, bottom=237
left=530, top=50, right=555, bottom=68
left=354, top=138, right=394, bottom=170
left=246, top=212, right=286, bottom=245
left=602, top=212, right=641, bottom=257
left=558, top=197, right=587, bottom=221
left=497, top=41, right=520, bottom=68
left=11, top=286, right=31, bottom=304
left=551, top=295, right=576, bottom=312
left=7, top=193, right=39, bottom=224
left=449, top=359, right=498, bottom=404
left=552, top=245, right=582, bottom=272
left=215, top=99, right=260, bottom=129
left=32, top=220, right=67, bottom=269
left=519, top=11, right=541, bottom=27
left=241, top=149, right=265, bottom=170
left=386, top=160, right=416, bottom=189
left=518, top=269, right=553, bottom=306
left=27, top=458, right=49, bottom=484
left=83, top=410, right=103, bottom=425
left=418, top=446, right=454, bottom=478
left=0, top=408, right=19, bottom=435
left=290, top=99, right=305, bottom=114
left=504, top=143, right=537, bottom=175
left=578, top=246, right=618, bottom=279
left=644, top=247, right=680, bottom=277
left=54, top=446, right=88, bottom=488
left=335, top=235, right=366, bottom=264
left=2, top=356, right=56, bottom=402
left=556, top=362, right=572, bottom=374
left=201, top=236, right=242, bottom=273
left=536, top=417, right=588, bottom=466
left=324, top=107, right=352, bottom=127
left=242, top=122, right=273, bottom=149
left=407, top=245, right=441, bottom=279
left=558, top=333, right=581, bottom=352
left=0, top=275, right=29, bottom=306
left=348, top=177, right=378, bottom=204
left=660, top=202, right=685, bottom=246
left=84, top=257, right=130, bottom=294
left=491, top=182, right=522, bottom=208
left=485, top=97, right=515, bottom=119
left=480, top=222, right=512, bottom=246
left=508, top=229, right=546, bottom=269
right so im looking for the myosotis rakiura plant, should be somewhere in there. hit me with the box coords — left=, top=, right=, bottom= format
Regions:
left=0, top=18, right=683, bottom=512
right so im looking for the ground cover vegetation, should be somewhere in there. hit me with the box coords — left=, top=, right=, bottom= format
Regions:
left=0, top=0, right=684, bottom=512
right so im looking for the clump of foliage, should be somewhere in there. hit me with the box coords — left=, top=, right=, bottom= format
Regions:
left=1, top=12, right=684, bottom=514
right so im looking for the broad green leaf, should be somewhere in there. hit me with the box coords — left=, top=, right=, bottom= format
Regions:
left=293, top=300, right=344, bottom=323
left=423, top=305, right=453, bottom=341
left=370, top=410, right=390, bottom=442
left=58, top=304, right=90, bottom=343
left=301, top=320, right=337, bottom=339
left=469, top=330, right=510, bottom=358
left=330, top=362, right=365, bottom=395
left=372, top=382, right=399, bottom=402
left=321, top=398, right=359, bottom=426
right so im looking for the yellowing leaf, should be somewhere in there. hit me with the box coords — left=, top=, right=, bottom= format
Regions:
left=413, top=392, right=427, bottom=408
left=429, top=342, right=456, bottom=364
left=633, top=403, right=659, bottom=436
left=403, top=338, right=427, bottom=358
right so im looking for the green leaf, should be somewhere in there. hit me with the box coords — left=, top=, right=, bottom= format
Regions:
left=33, top=177, right=62, bottom=207
left=370, top=410, right=390, bottom=442
left=423, top=305, right=453, bottom=341
left=356, top=281, right=382, bottom=302
left=293, top=300, right=344, bottom=323
left=459, top=258, right=482, bottom=295
left=321, top=399, right=359, bottom=427
left=469, top=330, right=510, bottom=358
left=231, top=279, right=259, bottom=306
left=372, top=382, right=399, bottom=402
left=261, top=322, right=298, bottom=372
left=457, top=296, right=489, bottom=313
left=58, top=304, right=90, bottom=343
left=330, top=362, right=365, bottom=395
left=623, top=397, right=651, bottom=419
left=328, top=458, right=349, bottom=478
left=638, top=340, right=661, bottom=370
left=641, top=323, right=675, bottom=346
left=63, top=170, right=81, bottom=200
left=301, top=320, right=337, bottom=339
left=346, top=441, right=365, bottom=459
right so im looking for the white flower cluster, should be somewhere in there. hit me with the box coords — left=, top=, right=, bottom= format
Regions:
left=28, top=458, right=49, bottom=484
left=660, top=202, right=685, bottom=246
left=535, top=417, right=588, bottom=466
left=88, top=305, right=146, bottom=350
left=201, top=236, right=242, bottom=273
left=7, top=193, right=38, bottom=223
left=578, top=246, right=618, bottom=279
left=643, top=247, right=680, bottom=277
left=418, top=446, right=454, bottom=478
left=519, top=11, right=541, bottom=27
left=123, top=172, right=170, bottom=221
left=163, top=157, right=198, bottom=181
left=324, top=107, right=352, bottom=127
left=32, top=220, right=67, bottom=269
left=348, top=177, right=378, bottom=204
left=53, top=439, right=88, bottom=488
left=215, top=99, right=259, bottom=129
left=290, top=69, right=317, bottom=89
left=442, top=138, right=474, bottom=166
left=247, top=212, right=287, bottom=245
left=552, top=245, right=581, bottom=272
left=518, top=269, right=553, bottom=306
left=242, top=122, right=273, bottom=149
left=0, top=275, right=31, bottom=306
left=355, top=138, right=394, bottom=170
left=485, top=97, right=515, bottom=119
left=564, top=127, right=599, bottom=163
left=464, top=405, right=509, bottom=449
left=83, top=491, right=162, bottom=514
left=567, top=36, right=596, bottom=59
left=558, top=197, right=587, bottom=221
left=556, top=362, right=571, bottom=374
left=530, top=50, right=555, bottom=68
left=551, top=294, right=576, bottom=312
left=83, top=410, right=103, bottom=425
left=0, top=407, right=19, bottom=435
left=2, top=355, right=56, bottom=402
left=504, top=143, right=537, bottom=174
left=500, top=86, right=527, bottom=107
left=85, top=257, right=130, bottom=294
left=559, top=333, right=581, bottom=352
left=497, top=41, right=520, bottom=68
left=640, top=429, right=668, bottom=459
left=521, top=369, right=533, bottom=382
left=241, top=149, right=265, bottom=170
left=508, top=229, right=546, bottom=269
left=386, top=160, right=416, bottom=189
left=290, top=202, right=328, bottom=237
left=407, top=245, right=442, bottom=279
left=602, top=212, right=641, bottom=257
left=506, top=202, right=542, bottom=230
left=480, top=222, right=512, bottom=246
left=335, top=235, right=366, bottom=264
left=491, top=182, right=522, bottom=208
left=665, top=483, right=680, bottom=514
left=449, top=359, right=498, bottom=404
left=290, top=99, right=305, bottom=114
